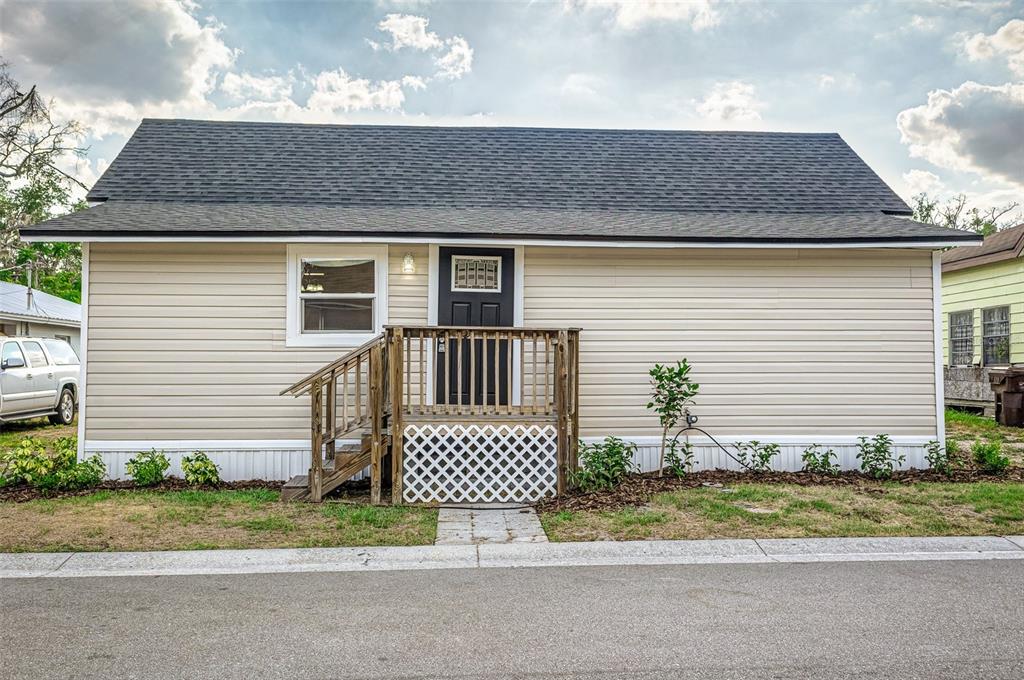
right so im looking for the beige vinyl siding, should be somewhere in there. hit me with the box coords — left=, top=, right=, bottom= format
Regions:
left=85, top=243, right=426, bottom=440
left=523, top=247, right=937, bottom=437
left=85, top=242, right=938, bottom=442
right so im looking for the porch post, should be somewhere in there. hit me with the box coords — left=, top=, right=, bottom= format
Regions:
left=309, top=376, right=323, bottom=503
left=389, top=328, right=405, bottom=505
left=369, top=342, right=384, bottom=505
left=554, top=329, right=569, bottom=494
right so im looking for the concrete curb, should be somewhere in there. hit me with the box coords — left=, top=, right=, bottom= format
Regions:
left=1, top=536, right=1023, bottom=579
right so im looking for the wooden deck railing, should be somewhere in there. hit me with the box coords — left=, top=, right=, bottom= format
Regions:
left=283, top=325, right=580, bottom=504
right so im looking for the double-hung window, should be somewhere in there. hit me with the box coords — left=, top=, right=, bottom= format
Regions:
left=949, top=310, right=974, bottom=367
left=286, top=245, right=388, bottom=346
left=982, top=306, right=1010, bottom=366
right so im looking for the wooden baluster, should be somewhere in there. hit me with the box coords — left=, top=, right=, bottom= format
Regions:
left=354, top=354, right=362, bottom=426
left=506, top=330, right=513, bottom=416
left=404, top=332, right=411, bottom=415
left=482, top=330, right=489, bottom=415
left=325, top=371, right=336, bottom=462
left=531, top=331, right=538, bottom=415
left=342, top=368, right=349, bottom=432
left=469, top=329, right=476, bottom=415
left=456, top=329, right=464, bottom=415
left=544, top=333, right=552, bottom=415
left=443, top=331, right=451, bottom=414
left=309, top=376, right=323, bottom=502
left=419, top=331, right=425, bottom=416
left=518, top=330, right=525, bottom=415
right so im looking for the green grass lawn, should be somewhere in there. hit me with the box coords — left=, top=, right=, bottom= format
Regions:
left=540, top=481, right=1024, bottom=542
left=946, top=408, right=1024, bottom=444
left=0, top=418, right=76, bottom=449
left=0, top=488, right=437, bottom=552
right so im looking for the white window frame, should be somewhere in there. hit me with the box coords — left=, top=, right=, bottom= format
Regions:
left=450, top=255, right=502, bottom=293
left=286, top=244, right=388, bottom=347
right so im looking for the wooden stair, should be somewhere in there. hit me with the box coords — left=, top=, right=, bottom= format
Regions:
left=281, top=432, right=373, bottom=502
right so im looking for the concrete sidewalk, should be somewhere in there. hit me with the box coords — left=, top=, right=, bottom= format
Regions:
left=2, top=535, right=1023, bottom=579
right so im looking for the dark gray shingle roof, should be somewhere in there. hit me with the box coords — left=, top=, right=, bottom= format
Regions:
left=23, top=119, right=979, bottom=244
left=26, top=201, right=978, bottom=244
left=85, top=119, right=911, bottom=213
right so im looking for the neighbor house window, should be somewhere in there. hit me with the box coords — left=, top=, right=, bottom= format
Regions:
left=949, top=310, right=974, bottom=367
left=982, top=306, right=1010, bottom=365
left=286, top=245, right=388, bottom=347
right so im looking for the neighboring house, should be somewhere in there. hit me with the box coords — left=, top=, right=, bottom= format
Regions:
left=941, top=224, right=1024, bottom=415
left=0, top=280, right=81, bottom=354
left=22, top=120, right=978, bottom=502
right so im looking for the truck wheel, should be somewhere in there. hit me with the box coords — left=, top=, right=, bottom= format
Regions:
left=49, top=388, right=76, bottom=425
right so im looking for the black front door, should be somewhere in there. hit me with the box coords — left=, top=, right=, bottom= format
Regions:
left=436, top=247, right=515, bottom=406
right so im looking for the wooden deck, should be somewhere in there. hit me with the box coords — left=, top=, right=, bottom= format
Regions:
left=280, top=326, right=580, bottom=504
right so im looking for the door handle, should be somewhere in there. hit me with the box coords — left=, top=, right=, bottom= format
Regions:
left=26, top=373, right=32, bottom=379
left=47, top=373, right=54, bottom=378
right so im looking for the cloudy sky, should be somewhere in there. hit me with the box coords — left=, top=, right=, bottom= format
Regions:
left=2, top=0, right=1022, bottom=211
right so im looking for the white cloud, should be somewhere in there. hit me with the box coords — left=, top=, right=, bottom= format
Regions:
left=560, top=73, right=603, bottom=99
left=908, top=15, right=938, bottom=32
left=376, top=13, right=443, bottom=50
left=896, top=80, right=1024, bottom=187
left=221, top=72, right=294, bottom=102
left=963, top=19, right=1024, bottom=75
left=307, top=68, right=407, bottom=112
left=434, top=36, right=473, bottom=80
left=695, top=81, right=764, bottom=122
left=902, top=169, right=945, bottom=196
left=371, top=13, right=472, bottom=81
left=568, top=0, right=720, bottom=31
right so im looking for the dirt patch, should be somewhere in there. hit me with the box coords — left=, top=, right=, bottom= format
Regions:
left=536, top=467, right=1024, bottom=513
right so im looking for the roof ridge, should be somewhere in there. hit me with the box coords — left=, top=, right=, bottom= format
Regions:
left=138, top=117, right=843, bottom=137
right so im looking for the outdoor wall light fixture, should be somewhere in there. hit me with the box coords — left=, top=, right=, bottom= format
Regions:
left=402, top=252, right=416, bottom=274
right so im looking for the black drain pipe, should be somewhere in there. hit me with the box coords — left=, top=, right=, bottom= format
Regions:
left=666, top=409, right=752, bottom=471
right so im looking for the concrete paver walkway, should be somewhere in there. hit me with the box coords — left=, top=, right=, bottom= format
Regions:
left=435, top=505, right=548, bottom=545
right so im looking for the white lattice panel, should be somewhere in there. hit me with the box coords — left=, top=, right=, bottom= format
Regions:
left=402, top=423, right=558, bottom=504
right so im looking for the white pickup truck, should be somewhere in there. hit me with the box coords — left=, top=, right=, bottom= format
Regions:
left=0, top=337, right=79, bottom=426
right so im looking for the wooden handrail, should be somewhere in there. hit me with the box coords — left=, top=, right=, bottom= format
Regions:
left=279, top=332, right=385, bottom=397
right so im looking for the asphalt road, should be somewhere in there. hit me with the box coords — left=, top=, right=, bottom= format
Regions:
left=3, top=560, right=1023, bottom=680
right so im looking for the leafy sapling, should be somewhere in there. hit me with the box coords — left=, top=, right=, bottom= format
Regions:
left=972, top=440, right=1010, bottom=475
left=647, top=360, right=699, bottom=477
left=572, top=437, right=638, bottom=492
left=924, top=440, right=953, bottom=476
left=181, top=451, right=221, bottom=486
left=801, top=444, right=840, bottom=476
left=856, top=434, right=905, bottom=480
left=664, top=440, right=695, bottom=478
left=126, top=449, right=170, bottom=487
left=735, top=440, right=780, bottom=473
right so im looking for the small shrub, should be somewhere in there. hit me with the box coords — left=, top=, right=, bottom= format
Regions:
left=735, top=440, right=780, bottom=473
left=0, top=437, right=103, bottom=491
left=924, top=440, right=953, bottom=476
left=35, top=455, right=107, bottom=491
left=572, top=436, right=637, bottom=492
left=856, top=434, right=905, bottom=480
left=945, top=438, right=960, bottom=456
left=181, top=451, right=221, bottom=486
left=0, top=438, right=54, bottom=486
left=801, top=444, right=840, bottom=476
left=126, top=449, right=170, bottom=487
left=972, top=440, right=1010, bottom=475
left=664, top=439, right=695, bottom=478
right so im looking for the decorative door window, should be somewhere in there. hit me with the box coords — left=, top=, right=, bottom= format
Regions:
left=451, top=256, right=501, bottom=292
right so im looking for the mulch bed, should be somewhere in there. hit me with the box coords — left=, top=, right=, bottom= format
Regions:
left=535, top=466, right=1024, bottom=513
left=0, top=477, right=280, bottom=503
